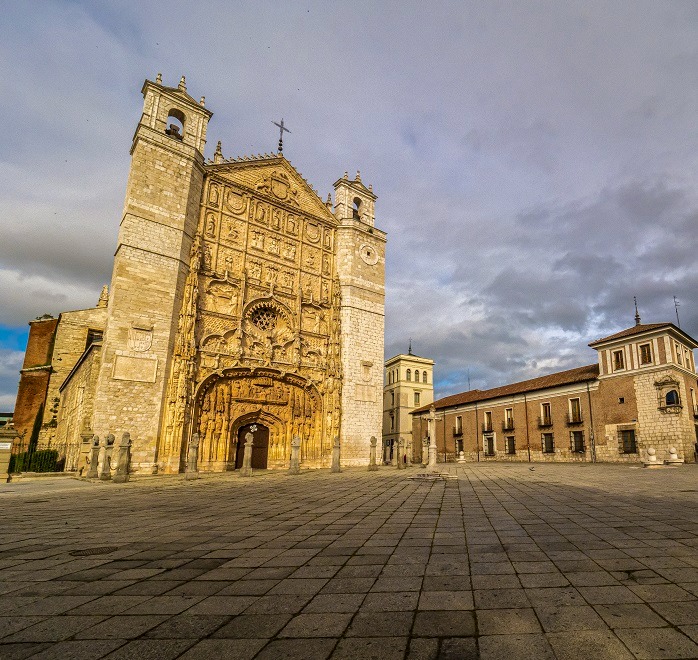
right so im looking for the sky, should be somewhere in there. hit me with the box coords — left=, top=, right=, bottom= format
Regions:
left=1, top=0, right=698, bottom=409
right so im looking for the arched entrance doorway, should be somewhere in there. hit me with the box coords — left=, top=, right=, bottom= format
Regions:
left=235, top=423, right=270, bottom=469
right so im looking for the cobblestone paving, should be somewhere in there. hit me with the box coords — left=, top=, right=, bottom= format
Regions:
left=0, top=463, right=697, bottom=659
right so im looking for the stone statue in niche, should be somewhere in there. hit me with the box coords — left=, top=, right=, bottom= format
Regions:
left=208, top=184, right=220, bottom=207
left=226, top=219, right=240, bottom=241
left=255, top=202, right=268, bottom=225
left=203, top=245, right=212, bottom=270
left=305, top=251, right=317, bottom=269
left=287, top=214, right=297, bottom=235
left=267, top=236, right=279, bottom=255
left=205, top=214, right=216, bottom=237
left=283, top=242, right=296, bottom=261
left=248, top=260, right=262, bottom=280
left=321, top=280, right=330, bottom=303
left=272, top=208, right=282, bottom=230
left=322, top=254, right=331, bottom=276
left=251, top=231, right=264, bottom=250
left=280, top=270, right=293, bottom=290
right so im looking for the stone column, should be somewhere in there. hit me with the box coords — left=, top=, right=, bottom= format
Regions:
left=421, top=437, right=428, bottom=468
left=113, top=432, right=132, bottom=483
left=427, top=406, right=438, bottom=472
left=99, top=434, right=115, bottom=481
left=391, top=440, right=398, bottom=466
left=86, top=436, right=100, bottom=479
left=288, top=435, right=301, bottom=475
left=185, top=433, right=200, bottom=480
left=406, top=439, right=412, bottom=466
left=368, top=436, right=378, bottom=471
left=331, top=436, right=341, bottom=473
left=240, top=431, right=254, bottom=477
left=397, top=437, right=405, bottom=470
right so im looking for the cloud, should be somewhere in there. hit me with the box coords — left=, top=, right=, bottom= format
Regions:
left=2, top=1, right=698, bottom=406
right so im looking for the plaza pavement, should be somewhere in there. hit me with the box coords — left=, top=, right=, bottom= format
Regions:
left=0, top=463, right=697, bottom=660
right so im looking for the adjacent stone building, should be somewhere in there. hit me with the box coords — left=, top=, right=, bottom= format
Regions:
left=382, top=351, right=434, bottom=463
left=13, top=75, right=386, bottom=474
left=412, top=321, right=698, bottom=464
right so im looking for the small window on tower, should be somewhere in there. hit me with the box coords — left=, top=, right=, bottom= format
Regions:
left=613, top=350, right=625, bottom=370
left=414, top=371, right=420, bottom=383
left=414, top=392, right=420, bottom=406
left=165, top=109, right=185, bottom=140
left=639, top=343, right=652, bottom=365
left=352, top=197, right=362, bottom=220
left=406, top=369, right=411, bottom=382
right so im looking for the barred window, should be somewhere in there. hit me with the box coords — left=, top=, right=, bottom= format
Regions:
left=542, top=433, right=554, bottom=453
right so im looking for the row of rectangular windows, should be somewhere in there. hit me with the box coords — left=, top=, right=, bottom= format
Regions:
left=611, top=341, right=692, bottom=371
left=477, top=430, right=637, bottom=455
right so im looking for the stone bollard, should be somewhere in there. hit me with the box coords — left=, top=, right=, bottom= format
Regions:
left=99, top=434, right=115, bottom=480
left=288, top=435, right=301, bottom=475
left=368, top=436, right=378, bottom=471
left=406, top=440, right=412, bottom=467
left=457, top=450, right=467, bottom=463
left=86, top=436, right=100, bottom=479
left=664, top=446, right=684, bottom=466
left=391, top=441, right=398, bottom=467
left=331, top=436, right=341, bottom=473
left=185, top=433, right=200, bottom=480
left=113, top=433, right=132, bottom=483
left=240, top=431, right=254, bottom=477
left=397, top=437, right=405, bottom=470
left=421, top=438, right=428, bottom=468
left=642, top=447, right=662, bottom=468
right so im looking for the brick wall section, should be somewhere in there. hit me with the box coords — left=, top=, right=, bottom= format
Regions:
left=12, top=318, right=58, bottom=443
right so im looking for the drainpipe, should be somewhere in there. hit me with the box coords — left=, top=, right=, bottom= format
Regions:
left=586, top=381, right=596, bottom=463
left=524, top=393, right=531, bottom=462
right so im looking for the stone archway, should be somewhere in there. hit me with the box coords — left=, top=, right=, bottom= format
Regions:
left=194, top=367, right=326, bottom=471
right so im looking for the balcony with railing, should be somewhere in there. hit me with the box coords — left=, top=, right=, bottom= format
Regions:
left=502, top=419, right=514, bottom=431
left=537, top=416, right=552, bottom=428
left=482, top=422, right=493, bottom=433
left=566, top=412, right=583, bottom=425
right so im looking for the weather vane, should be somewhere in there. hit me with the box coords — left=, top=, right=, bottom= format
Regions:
left=272, top=118, right=291, bottom=153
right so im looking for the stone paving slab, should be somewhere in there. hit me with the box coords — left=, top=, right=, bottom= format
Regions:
left=0, top=463, right=697, bottom=658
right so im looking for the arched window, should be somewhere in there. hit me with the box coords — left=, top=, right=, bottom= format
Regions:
left=666, top=390, right=680, bottom=406
left=414, top=370, right=420, bottom=383
left=165, top=108, right=185, bottom=140
left=423, top=372, right=428, bottom=384
left=406, top=369, right=411, bottom=381
left=352, top=197, right=362, bottom=220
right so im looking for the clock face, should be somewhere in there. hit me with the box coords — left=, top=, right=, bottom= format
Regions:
left=359, top=243, right=379, bottom=265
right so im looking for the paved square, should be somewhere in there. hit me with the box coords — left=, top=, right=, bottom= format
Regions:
left=1, top=463, right=697, bottom=658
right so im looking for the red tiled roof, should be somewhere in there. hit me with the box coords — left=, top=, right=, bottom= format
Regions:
left=412, top=363, right=600, bottom=414
left=588, top=323, right=670, bottom=346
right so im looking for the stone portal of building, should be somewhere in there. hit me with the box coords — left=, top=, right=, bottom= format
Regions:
left=235, top=423, right=269, bottom=470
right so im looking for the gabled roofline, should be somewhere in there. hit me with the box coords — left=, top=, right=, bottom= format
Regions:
left=589, top=322, right=698, bottom=349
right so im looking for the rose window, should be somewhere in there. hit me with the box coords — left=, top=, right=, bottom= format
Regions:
left=251, top=306, right=278, bottom=331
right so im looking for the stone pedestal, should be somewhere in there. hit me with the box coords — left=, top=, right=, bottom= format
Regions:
left=421, top=438, right=428, bottom=468
left=397, top=437, right=405, bottom=470
left=86, top=436, right=100, bottom=479
left=664, top=446, right=684, bottom=466
left=406, top=440, right=412, bottom=466
left=240, top=431, right=254, bottom=477
left=368, top=436, right=378, bottom=471
left=457, top=451, right=466, bottom=463
left=391, top=441, right=398, bottom=467
left=427, top=437, right=438, bottom=472
left=642, top=447, right=662, bottom=468
left=331, top=436, right=341, bottom=473
left=185, top=433, right=200, bottom=480
left=288, top=435, right=301, bottom=475
left=113, top=432, right=132, bottom=483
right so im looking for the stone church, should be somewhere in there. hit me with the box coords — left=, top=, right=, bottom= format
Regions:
left=13, top=75, right=386, bottom=474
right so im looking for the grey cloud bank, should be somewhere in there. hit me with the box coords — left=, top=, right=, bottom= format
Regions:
left=1, top=0, right=697, bottom=405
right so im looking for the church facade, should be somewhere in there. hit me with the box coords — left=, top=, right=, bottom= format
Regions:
left=13, top=75, right=386, bottom=474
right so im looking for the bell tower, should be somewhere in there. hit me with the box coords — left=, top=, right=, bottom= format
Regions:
left=333, top=172, right=386, bottom=465
left=91, top=75, right=212, bottom=472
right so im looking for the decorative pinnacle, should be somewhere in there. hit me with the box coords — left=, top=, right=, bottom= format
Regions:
left=326, top=193, right=332, bottom=207
left=408, top=338, right=412, bottom=355
left=369, top=184, right=373, bottom=191
left=199, top=96, right=205, bottom=106
left=178, top=76, right=186, bottom=91
left=634, top=296, right=641, bottom=326
left=213, top=141, right=223, bottom=164
left=343, top=171, right=348, bottom=179
left=155, top=72, right=162, bottom=84
left=356, top=170, right=361, bottom=181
